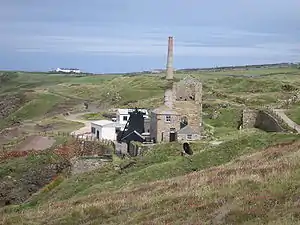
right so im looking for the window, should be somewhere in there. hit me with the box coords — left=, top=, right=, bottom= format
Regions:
left=180, top=116, right=188, bottom=129
left=165, top=115, right=171, bottom=122
left=91, top=127, right=96, bottom=134
left=123, top=116, right=128, bottom=121
left=187, top=134, right=192, bottom=140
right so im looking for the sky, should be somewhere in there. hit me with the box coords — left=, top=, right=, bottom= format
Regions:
left=1, top=0, right=300, bottom=73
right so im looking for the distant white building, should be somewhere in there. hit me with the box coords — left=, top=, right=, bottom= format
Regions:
left=55, top=68, right=81, bottom=74
left=91, top=120, right=117, bottom=141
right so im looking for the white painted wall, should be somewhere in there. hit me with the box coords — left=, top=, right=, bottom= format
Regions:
left=117, top=113, right=129, bottom=125
left=101, top=126, right=116, bottom=140
left=116, top=108, right=149, bottom=126
left=91, top=123, right=116, bottom=141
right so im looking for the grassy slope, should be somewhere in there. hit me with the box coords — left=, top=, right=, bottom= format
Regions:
left=286, top=102, right=300, bottom=125
left=36, top=116, right=84, bottom=133
left=2, top=68, right=300, bottom=129
left=1, top=132, right=300, bottom=224
left=0, top=152, right=64, bottom=179
left=2, top=68, right=300, bottom=224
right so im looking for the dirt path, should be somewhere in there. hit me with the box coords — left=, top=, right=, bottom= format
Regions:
left=64, top=112, right=96, bottom=138
left=15, top=136, right=56, bottom=151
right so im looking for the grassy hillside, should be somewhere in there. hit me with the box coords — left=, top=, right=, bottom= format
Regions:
left=2, top=67, right=300, bottom=224
left=2, top=67, right=300, bottom=130
left=1, top=132, right=300, bottom=224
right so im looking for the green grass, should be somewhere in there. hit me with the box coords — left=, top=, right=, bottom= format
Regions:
left=2, top=67, right=300, bottom=224
left=0, top=152, right=64, bottom=179
left=80, top=112, right=106, bottom=120
left=36, top=116, right=84, bottom=132
left=9, top=93, right=64, bottom=121
left=2, top=131, right=300, bottom=224
left=1, top=67, right=299, bottom=130
left=21, top=131, right=300, bottom=206
left=286, top=102, right=300, bottom=125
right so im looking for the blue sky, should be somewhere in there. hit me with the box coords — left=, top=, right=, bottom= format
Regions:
left=1, top=0, right=300, bottom=73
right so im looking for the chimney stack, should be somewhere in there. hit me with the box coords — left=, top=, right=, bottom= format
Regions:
left=166, top=36, right=174, bottom=80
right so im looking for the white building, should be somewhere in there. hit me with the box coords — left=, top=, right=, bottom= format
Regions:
left=91, top=120, right=117, bottom=141
left=90, top=109, right=150, bottom=140
left=115, top=108, right=149, bottom=131
left=55, top=68, right=81, bottom=74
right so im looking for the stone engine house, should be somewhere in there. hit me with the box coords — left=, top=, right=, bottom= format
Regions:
left=150, top=36, right=203, bottom=143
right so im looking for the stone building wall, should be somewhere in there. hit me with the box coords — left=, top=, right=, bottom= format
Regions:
left=151, top=113, right=181, bottom=142
left=177, top=133, right=200, bottom=142
left=242, top=109, right=285, bottom=132
left=242, top=109, right=258, bottom=129
left=173, top=101, right=201, bottom=133
left=173, top=79, right=203, bottom=134
left=164, top=88, right=174, bottom=108
left=74, top=139, right=113, bottom=156
left=150, top=77, right=203, bottom=143
left=158, top=114, right=181, bottom=142
left=150, top=112, right=158, bottom=142
left=255, top=111, right=285, bottom=132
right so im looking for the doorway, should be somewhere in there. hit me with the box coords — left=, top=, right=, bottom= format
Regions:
left=169, top=128, right=177, bottom=142
left=96, top=130, right=100, bottom=139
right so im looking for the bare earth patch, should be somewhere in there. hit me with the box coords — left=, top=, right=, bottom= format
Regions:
left=14, top=135, right=55, bottom=151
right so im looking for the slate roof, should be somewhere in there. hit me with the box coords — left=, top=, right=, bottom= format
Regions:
left=177, top=125, right=197, bottom=135
left=121, top=130, right=145, bottom=141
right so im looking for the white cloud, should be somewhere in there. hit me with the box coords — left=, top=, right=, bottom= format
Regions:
left=0, top=20, right=298, bottom=59
left=9, top=34, right=299, bottom=59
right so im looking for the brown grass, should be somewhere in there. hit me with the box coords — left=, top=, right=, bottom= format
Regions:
left=2, top=141, right=300, bottom=224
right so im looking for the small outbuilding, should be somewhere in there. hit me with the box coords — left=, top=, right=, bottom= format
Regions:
left=91, top=120, right=117, bottom=141
left=177, top=125, right=200, bottom=142
left=150, top=105, right=181, bottom=143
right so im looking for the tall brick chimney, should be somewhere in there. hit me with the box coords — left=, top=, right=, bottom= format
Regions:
left=166, top=36, right=174, bottom=80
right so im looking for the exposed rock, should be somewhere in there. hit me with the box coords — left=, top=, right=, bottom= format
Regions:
left=70, top=158, right=107, bottom=175
left=0, top=93, right=27, bottom=120
left=0, top=158, right=70, bottom=207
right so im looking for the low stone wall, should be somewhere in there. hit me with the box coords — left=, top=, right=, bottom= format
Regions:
left=128, top=142, right=156, bottom=157
left=255, top=110, right=285, bottom=132
left=242, top=109, right=258, bottom=129
left=241, top=108, right=285, bottom=132
left=78, top=140, right=113, bottom=156
left=70, top=157, right=110, bottom=175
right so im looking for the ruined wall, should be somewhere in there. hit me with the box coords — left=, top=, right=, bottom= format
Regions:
left=76, top=140, right=113, bottom=156
left=255, top=111, right=285, bottom=132
left=242, top=109, right=258, bottom=129
left=70, top=157, right=109, bottom=175
left=173, top=80, right=203, bottom=134
left=173, top=101, right=201, bottom=133
left=242, top=109, right=284, bottom=132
